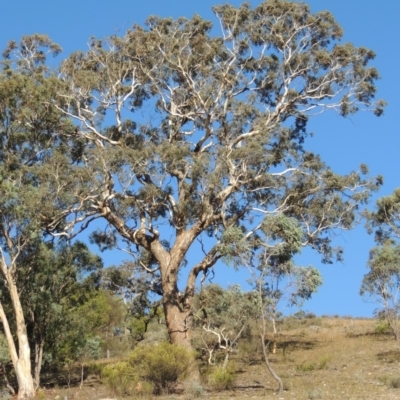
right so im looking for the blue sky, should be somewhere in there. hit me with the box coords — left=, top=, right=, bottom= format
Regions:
left=1, top=1, right=398, bottom=317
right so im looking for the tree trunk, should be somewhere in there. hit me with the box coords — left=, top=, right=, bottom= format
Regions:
left=15, top=362, right=36, bottom=400
left=12, top=299, right=36, bottom=399
left=260, top=333, right=283, bottom=394
left=222, top=352, right=230, bottom=370
left=0, top=276, right=36, bottom=399
left=33, top=341, right=44, bottom=389
left=164, top=301, right=191, bottom=347
left=163, top=298, right=200, bottom=381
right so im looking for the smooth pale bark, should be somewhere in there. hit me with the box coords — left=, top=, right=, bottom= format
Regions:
left=0, top=271, right=36, bottom=399
left=260, top=332, right=283, bottom=394
left=34, top=341, right=45, bottom=389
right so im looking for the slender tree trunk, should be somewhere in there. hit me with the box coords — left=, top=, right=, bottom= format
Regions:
left=260, top=333, right=283, bottom=393
left=257, top=287, right=283, bottom=393
left=0, top=276, right=36, bottom=399
left=33, top=341, right=44, bottom=389
left=222, top=352, right=230, bottom=370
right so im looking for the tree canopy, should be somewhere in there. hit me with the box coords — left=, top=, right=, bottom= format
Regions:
left=38, top=0, right=384, bottom=350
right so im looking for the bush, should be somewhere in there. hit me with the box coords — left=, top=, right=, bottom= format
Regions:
left=305, top=312, right=317, bottom=319
left=129, top=341, right=193, bottom=395
left=207, top=366, right=236, bottom=391
left=375, top=320, right=391, bottom=335
left=102, top=361, right=154, bottom=397
left=296, top=362, right=315, bottom=372
left=380, top=375, right=400, bottom=389
left=388, top=377, right=400, bottom=389
left=102, top=361, right=137, bottom=397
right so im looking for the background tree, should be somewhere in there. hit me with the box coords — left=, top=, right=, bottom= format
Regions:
left=250, top=215, right=323, bottom=338
left=101, top=260, right=164, bottom=341
left=245, top=214, right=322, bottom=393
left=46, top=0, right=386, bottom=365
left=365, top=189, right=400, bottom=243
left=360, top=242, right=400, bottom=340
left=7, top=241, right=103, bottom=388
left=193, top=284, right=257, bottom=369
left=363, top=189, right=400, bottom=339
left=0, top=34, right=72, bottom=399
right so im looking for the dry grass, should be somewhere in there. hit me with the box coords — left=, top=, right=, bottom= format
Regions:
left=31, top=317, right=400, bottom=399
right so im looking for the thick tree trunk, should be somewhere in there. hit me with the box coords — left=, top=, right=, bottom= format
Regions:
left=15, top=361, right=36, bottom=400
left=164, top=301, right=191, bottom=348
left=163, top=298, right=200, bottom=381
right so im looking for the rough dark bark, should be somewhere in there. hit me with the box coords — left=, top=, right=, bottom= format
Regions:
left=163, top=298, right=200, bottom=381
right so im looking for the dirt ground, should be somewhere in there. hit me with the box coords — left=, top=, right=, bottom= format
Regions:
left=23, top=317, right=400, bottom=400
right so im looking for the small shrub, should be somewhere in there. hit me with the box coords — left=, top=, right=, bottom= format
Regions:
left=317, top=355, right=331, bottom=370
left=36, top=389, right=46, bottom=399
left=183, top=381, right=204, bottom=398
left=296, top=362, right=315, bottom=372
left=207, top=366, right=236, bottom=391
left=129, top=341, right=193, bottom=395
left=375, top=320, right=391, bottom=335
left=388, top=376, right=400, bottom=389
left=102, top=361, right=137, bottom=396
left=293, top=310, right=306, bottom=319
left=307, top=388, right=322, bottom=399
left=305, top=312, right=317, bottom=319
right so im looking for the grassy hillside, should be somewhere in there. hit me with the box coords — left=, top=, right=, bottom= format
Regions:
left=30, top=316, right=400, bottom=399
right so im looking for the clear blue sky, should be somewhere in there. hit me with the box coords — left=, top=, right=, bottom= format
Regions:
left=1, top=1, right=398, bottom=317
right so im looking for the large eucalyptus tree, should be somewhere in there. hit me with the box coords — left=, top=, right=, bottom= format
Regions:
left=51, top=0, right=384, bottom=356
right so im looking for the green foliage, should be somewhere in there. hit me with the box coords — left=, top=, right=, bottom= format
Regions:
left=207, top=365, right=236, bottom=391
left=50, top=290, right=123, bottom=367
left=128, top=342, right=193, bottom=394
left=196, top=284, right=258, bottom=329
left=360, top=242, right=400, bottom=339
left=193, top=284, right=258, bottom=366
left=217, top=227, right=248, bottom=266
left=101, top=361, right=139, bottom=397
left=78, top=336, right=102, bottom=361
left=365, top=188, right=400, bottom=243
left=361, top=242, right=400, bottom=298
left=296, top=362, right=315, bottom=372
left=296, top=355, right=331, bottom=373
left=0, top=333, right=10, bottom=366
left=261, top=214, right=303, bottom=257
left=375, top=320, right=391, bottom=335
